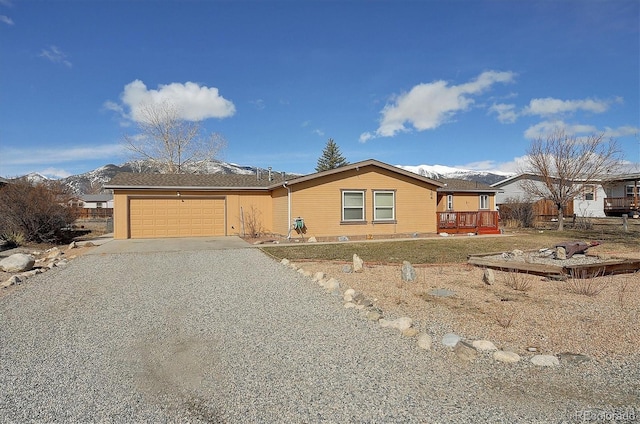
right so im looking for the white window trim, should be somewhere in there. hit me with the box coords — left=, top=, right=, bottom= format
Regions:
left=373, top=190, right=396, bottom=222
left=342, top=190, right=365, bottom=222
left=479, top=194, right=489, bottom=210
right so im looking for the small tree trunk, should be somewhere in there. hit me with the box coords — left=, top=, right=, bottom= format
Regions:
left=557, top=205, right=564, bottom=231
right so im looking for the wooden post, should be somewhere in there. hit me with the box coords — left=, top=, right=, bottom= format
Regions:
left=622, top=214, right=628, bottom=232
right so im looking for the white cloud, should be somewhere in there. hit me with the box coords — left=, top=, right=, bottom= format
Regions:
left=1, top=144, right=125, bottom=165
left=364, top=71, right=515, bottom=140
left=39, top=167, right=72, bottom=179
left=250, top=99, right=265, bottom=110
left=313, top=129, right=324, bottom=136
left=0, top=14, right=13, bottom=25
left=359, top=132, right=373, bottom=143
left=113, top=79, right=236, bottom=123
left=489, top=103, right=518, bottom=123
left=523, top=97, right=615, bottom=117
left=602, top=125, right=639, bottom=138
left=39, top=45, right=72, bottom=68
left=524, top=120, right=599, bottom=139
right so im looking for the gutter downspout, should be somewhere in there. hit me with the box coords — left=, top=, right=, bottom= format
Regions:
left=284, top=182, right=292, bottom=240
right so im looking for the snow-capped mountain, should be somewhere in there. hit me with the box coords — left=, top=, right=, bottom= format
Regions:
left=396, top=164, right=513, bottom=185
left=60, top=159, right=264, bottom=194
left=10, top=160, right=515, bottom=194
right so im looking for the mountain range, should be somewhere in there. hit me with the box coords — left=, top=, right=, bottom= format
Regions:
left=17, top=160, right=512, bottom=194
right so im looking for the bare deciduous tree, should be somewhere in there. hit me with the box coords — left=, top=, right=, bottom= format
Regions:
left=520, top=130, right=622, bottom=230
left=124, top=102, right=226, bottom=174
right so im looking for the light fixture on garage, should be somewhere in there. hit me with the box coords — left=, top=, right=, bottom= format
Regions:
left=177, top=191, right=181, bottom=197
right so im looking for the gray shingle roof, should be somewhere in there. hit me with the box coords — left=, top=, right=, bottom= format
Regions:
left=104, top=172, right=291, bottom=189
left=437, top=178, right=498, bottom=192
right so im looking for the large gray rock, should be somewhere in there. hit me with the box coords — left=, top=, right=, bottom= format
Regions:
left=401, top=261, right=417, bottom=282
left=0, top=254, right=35, bottom=273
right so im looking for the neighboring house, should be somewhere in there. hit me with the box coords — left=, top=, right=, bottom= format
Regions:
left=491, top=173, right=606, bottom=219
left=601, top=173, right=640, bottom=217
left=0, top=177, right=9, bottom=187
left=104, top=159, right=500, bottom=240
left=74, top=194, right=114, bottom=219
left=436, top=179, right=501, bottom=235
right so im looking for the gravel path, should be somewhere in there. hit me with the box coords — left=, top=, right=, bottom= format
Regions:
left=1, top=249, right=638, bottom=423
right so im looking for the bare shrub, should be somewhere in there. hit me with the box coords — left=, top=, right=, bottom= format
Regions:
left=503, top=271, right=532, bottom=292
left=495, top=306, right=519, bottom=329
left=564, top=270, right=609, bottom=296
left=499, top=198, right=535, bottom=228
left=617, top=276, right=633, bottom=309
left=0, top=180, right=80, bottom=243
left=242, top=204, right=264, bottom=238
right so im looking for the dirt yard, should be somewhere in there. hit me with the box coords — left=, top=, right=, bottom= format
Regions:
left=296, top=257, right=639, bottom=360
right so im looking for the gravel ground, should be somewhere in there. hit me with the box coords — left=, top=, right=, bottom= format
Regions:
left=1, top=248, right=638, bottom=423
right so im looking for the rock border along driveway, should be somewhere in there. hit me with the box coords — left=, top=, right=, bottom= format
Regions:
left=1, top=243, right=637, bottom=422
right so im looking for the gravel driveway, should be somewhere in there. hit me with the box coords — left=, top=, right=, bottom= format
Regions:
left=1, top=245, right=638, bottom=423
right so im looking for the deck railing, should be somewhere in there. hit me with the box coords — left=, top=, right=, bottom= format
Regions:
left=437, top=211, right=500, bottom=235
left=604, top=197, right=639, bottom=215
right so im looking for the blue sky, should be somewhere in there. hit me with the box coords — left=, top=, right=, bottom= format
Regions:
left=1, top=0, right=638, bottom=178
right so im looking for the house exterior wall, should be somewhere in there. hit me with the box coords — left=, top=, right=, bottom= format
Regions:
left=494, top=179, right=534, bottom=204
left=271, top=186, right=289, bottom=236
left=286, top=166, right=438, bottom=239
left=494, top=178, right=606, bottom=218
left=436, top=193, right=494, bottom=212
left=573, top=185, right=606, bottom=218
left=82, top=200, right=114, bottom=209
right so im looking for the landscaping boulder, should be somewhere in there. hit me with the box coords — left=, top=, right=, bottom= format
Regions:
left=472, top=340, right=497, bottom=351
left=482, top=269, right=495, bottom=285
left=442, top=333, right=461, bottom=347
left=493, top=350, right=520, bottom=363
left=0, top=254, right=35, bottom=273
left=379, top=317, right=413, bottom=332
left=454, top=341, right=477, bottom=361
left=530, top=354, right=560, bottom=367
left=401, top=261, right=417, bottom=282
left=417, top=333, right=433, bottom=350
left=353, top=254, right=364, bottom=273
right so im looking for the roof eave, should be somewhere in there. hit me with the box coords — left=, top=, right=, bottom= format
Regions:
left=103, top=184, right=270, bottom=191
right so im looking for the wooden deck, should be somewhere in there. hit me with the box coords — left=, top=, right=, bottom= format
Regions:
left=468, top=253, right=640, bottom=278
left=437, top=211, right=501, bottom=235
left=604, top=197, right=639, bottom=216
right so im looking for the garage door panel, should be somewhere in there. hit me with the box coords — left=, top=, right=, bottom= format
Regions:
left=129, top=198, right=225, bottom=239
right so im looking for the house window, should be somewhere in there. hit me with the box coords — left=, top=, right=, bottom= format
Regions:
left=342, top=190, right=365, bottom=221
left=374, top=191, right=395, bottom=221
left=626, top=185, right=639, bottom=197
left=447, top=194, right=453, bottom=210
left=96, top=202, right=104, bottom=209
left=583, top=185, right=595, bottom=201
left=479, top=194, right=489, bottom=210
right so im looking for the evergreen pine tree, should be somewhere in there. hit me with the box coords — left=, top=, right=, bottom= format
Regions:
left=315, top=138, right=348, bottom=172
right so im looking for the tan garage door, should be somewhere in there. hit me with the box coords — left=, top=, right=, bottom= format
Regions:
left=129, top=197, right=225, bottom=238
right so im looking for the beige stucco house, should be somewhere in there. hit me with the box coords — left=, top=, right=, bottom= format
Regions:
left=104, top=159, right=499, bottom=240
